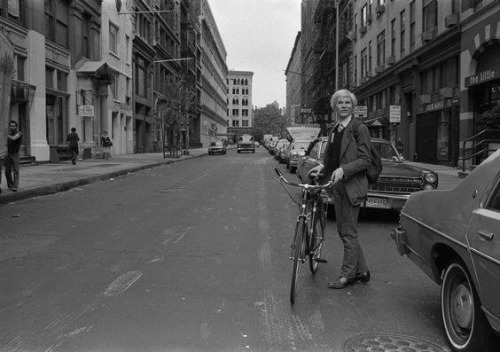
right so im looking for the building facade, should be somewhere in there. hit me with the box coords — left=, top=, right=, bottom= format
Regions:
left=285, top=32, right=303, bottom=125
left=194, top=0, right=228, bottom=147
left=292, top=0, right=500, bottom=168
left=226, top=70, right=254, bottom=139
left=1, top=0, right=227, bottom=161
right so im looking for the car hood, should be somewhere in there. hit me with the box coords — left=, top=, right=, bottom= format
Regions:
left=381, top=162, right=430, bottom=177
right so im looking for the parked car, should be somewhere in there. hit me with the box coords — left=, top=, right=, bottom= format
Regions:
left=273, top=139, right=289, bottom=163
left=283, top=140, right=310, bottom=173
left=391, top=150, right=500, bottom=352
left=237, top=134, right=255, bottom=153
left=296, top=137, right=438, bottom=211
left=208, top=141, right=226, bottom=155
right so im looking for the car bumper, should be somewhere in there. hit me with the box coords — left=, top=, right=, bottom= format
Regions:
left=390, top=226, right=411, bottom=256
left=237, top=146, right=255, bottom=152
left=363, top=192, right=410, bottom=211
left=208, top=149, right=225, bottom=154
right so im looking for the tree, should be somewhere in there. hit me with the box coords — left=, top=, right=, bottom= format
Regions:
left=158, top=80, right=196, bottom=158
left=253, top=102, right=288, bottom=138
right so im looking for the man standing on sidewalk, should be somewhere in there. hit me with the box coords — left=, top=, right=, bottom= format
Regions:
left=5, top=120, right=22, bottom=192
left=67, top=127, right=80, bottom=165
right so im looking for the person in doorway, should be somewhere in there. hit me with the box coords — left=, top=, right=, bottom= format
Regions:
left=396, top=137, right=404, bottom=155
left=67, top=127, right=80, bottom=165
left=101, top=131, right=113, bottom=160
left=5, top=120, right=22, bottom=192
left=309, top=89, right=372, bottom=289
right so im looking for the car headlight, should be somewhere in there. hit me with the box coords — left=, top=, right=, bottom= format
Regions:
left=423, top=171, right=438, bottom=185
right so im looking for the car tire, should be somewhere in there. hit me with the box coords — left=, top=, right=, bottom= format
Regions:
left=441, top=260, right=497, bottom=352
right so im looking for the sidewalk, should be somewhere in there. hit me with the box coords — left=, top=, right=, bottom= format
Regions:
left=0, top=149, right=463, bottom=205
left=0, top=148, right=208, bottom=205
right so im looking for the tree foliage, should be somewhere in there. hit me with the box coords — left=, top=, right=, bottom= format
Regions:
left=252, top=103, right=288, bottom=138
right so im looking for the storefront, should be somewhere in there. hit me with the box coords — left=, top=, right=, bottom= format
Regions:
left=416, top=100, right=460, bottom=166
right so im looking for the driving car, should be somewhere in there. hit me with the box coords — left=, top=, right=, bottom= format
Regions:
left=208, top=141, right=226, bottom=155
left=237, top=134, right=255, bottom=153
left=283, top=140, right=310, bottom=173
left=391, top=150, right=500, bottom=352
left=296, top=137, right=438, bottom=211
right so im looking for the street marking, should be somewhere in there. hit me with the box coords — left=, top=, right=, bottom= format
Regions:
left=104, top=271, right=143, bottom=297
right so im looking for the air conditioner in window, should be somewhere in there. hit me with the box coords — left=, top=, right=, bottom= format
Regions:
left=375, top=65, right=384, bottom=73
left=367, top=13, right=373, bottom=24
left=359, top=26, right=367, bottom=36
left=421, top=31, right=433, bottom=42
left=439, top=87, right=453, bottom=98
left=376, top=5, right=385, bottom=16
left=445, top=13, right=459, bottom=28
left=386, top=56, right=396, bottom=65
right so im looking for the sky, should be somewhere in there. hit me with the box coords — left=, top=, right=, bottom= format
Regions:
left=208, top=0, right=301, bottom=109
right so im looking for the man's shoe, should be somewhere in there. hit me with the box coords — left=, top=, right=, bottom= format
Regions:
left=328, top=276, right=357, bottom=289
left=11, top=188, right=17, bottom=192
left=356, top=270, right=371, bottom=283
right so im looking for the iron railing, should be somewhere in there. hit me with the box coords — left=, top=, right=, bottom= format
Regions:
left=461, top=129, right=500, bottom=172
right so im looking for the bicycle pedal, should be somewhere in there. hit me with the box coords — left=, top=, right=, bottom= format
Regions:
left=314, top=258, right=328, bottom=263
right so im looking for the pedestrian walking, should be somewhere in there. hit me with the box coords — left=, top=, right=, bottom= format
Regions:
left=5, top=120, right=22, bottom=192
left=101, top=131, right=113, bottom=160
left=67, top=127, right=80, bottom=165
left=309, top=89, right=372, bottom=289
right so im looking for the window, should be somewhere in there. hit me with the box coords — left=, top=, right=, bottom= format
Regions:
left=57, top=70, right=67, bottom=92
left=368, top=41, right=372, bottom=73
left=377, top=31, right=385, bottom=67
left=242, top=109, right=248, bottom=116
left=410, top=1, right=416, bottom=52
left=45, top=0, right=69, bottom=48
left=361, top=48, right=368, bottom=77
left=111, top=72, right=118, bottom=99
left=242, top=120, right=249, bottom=127
left=109, top=22, right=119, bottom=54
left=232, top=109, right=239, bottom=116
left=135, top=57, right=147, bottom=97
left=423, top=0, right=437, bottom=33
left=361, top=5, right=367, bottom=27
left=15, top=55, right=25, bottom=81
left=400, top=10, right=406, bottom=57
left=82, top=13, right=91, bottom=59
left=487, top=181, right=500, bottom=211
left=45, top=66, right=54, bottom=89
left=0, top=0, right=25, bottom=24
left=390, top=19, right=396, bottom=58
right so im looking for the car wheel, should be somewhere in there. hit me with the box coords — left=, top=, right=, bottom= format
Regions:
left=441, top=261, right=496, bottom=352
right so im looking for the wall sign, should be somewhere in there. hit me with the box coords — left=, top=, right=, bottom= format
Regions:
left=389, top=105, right=401, bottom=124
left=465, top=69, right=496, bottom=87
left=79, top=105, right=95, bottom=117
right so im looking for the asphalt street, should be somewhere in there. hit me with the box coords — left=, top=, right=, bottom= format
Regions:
left=0, top=147, right=464, bottom=351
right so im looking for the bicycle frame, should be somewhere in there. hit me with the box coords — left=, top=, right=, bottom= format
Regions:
left=274, top=168, right=331, bottom=304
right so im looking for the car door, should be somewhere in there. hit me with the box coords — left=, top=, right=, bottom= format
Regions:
left=466, top=171, right=500, bottom=319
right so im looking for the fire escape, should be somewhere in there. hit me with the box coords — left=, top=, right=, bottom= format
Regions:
left=312, top=0, right=336, bottom=127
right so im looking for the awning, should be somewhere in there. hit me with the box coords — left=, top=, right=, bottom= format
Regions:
left=76, top=61, right=114, bottom=81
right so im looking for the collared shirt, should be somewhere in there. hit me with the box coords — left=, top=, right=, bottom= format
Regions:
left=331, top=115, right=352, bottom=142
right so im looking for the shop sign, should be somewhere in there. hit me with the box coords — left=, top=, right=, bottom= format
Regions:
left=423, top=100, right=447, bottom=112
left=465, top=69, right=496, bottom=87
left=79, top=105, right=95, bottom=117
left=389, top=105, right=401, bottom=124
left=354, top=106, right=367, bottom=118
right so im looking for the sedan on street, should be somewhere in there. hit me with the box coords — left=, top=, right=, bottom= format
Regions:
left=296, top=137, right=439, bottom=211
left=391, top=150, right=500, bottom=352
left=208, top=141, right=226, bottom=155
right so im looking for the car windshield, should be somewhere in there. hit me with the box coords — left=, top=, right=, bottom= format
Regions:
left=293, top=142, right=310, bottom=150
left=210, top=142, right=216, bottom=146
left=372, top=141, right=402, bottom=162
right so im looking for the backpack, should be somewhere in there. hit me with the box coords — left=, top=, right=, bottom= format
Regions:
left=352, top=120, right=383, bottom=184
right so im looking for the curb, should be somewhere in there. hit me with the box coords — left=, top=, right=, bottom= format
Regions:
left=0, top=152, right=206, bottom=205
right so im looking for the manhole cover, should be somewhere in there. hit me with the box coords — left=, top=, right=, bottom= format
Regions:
left=343, top=334, right=448, bottom=352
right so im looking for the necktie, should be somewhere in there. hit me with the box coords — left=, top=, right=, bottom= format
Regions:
left=337, top=124, right=344, bottom=133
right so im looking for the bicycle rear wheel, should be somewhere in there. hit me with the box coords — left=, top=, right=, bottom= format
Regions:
left=309, top=200, right=327, bottom=274
left=290, top=217, right=306, bottom=304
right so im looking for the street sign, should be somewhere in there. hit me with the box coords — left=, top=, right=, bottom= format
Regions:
left=389, top=105, right=401, bottom=124
left=354, top=106, right=367, bottom=118
left=79, top=105, right=95, bottom=117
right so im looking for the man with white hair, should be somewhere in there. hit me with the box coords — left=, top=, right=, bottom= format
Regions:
left=309, top=89, right=372, bottom=289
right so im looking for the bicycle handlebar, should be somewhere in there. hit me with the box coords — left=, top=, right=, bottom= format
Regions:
left=274, top=168, right=333, bottom=189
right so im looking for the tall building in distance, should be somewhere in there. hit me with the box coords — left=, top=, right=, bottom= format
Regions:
left=226, top=70, right=254, bottom=140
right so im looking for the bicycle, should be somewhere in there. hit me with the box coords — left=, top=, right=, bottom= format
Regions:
left=274, top=168, right=332, bottom=304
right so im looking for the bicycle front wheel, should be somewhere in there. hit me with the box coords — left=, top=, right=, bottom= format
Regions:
left=291, top=217, right=307, bottom=304
left=309, top=200, right=326, bottom=274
